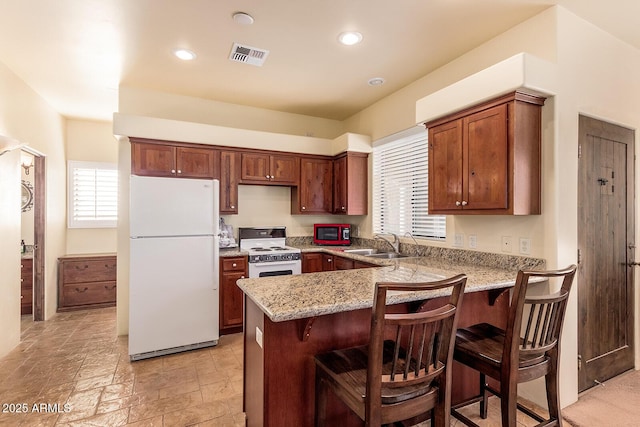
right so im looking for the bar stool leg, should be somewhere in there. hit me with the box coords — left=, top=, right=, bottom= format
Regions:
left=479, top=373, right=489, bottom=419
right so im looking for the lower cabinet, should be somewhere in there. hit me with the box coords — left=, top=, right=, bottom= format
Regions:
left=302, top=252, right=376, bottom=273
left=21, top=258, right=33, bottom=315
left=57, top=254, right=117, bottom=312
left=220, top=256, right=247, bottom=335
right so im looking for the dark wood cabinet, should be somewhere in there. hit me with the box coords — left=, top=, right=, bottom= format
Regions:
left=241, top=152, right=299, bottom=185
left=220, top=256, right=247, bottom=334
left=333, top=152, right=368, bottom=215
left=302, top=252, right=376, bottom=273
left=302, top=252, right=324, bottom=273
left=57, top=254, right=117, bottom=311
left=220, top=151, right=241, bottom=214
left=131, top=140, right=218, bottom=179
left=21, top=258, right=33, bottom=315
left=425, top=91, right=545, bottom=215
left=292, top=157, right=333, bottom=214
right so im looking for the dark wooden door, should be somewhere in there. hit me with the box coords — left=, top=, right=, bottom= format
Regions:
left=577, top=115, right=634, bottom=392
left=298, top=157, right=333, bottom=214
left=464, top=104, right=508, bottom=210
left=241, top=152, right=270, bottom=182
left=428, top=119, right=463, bottom=212
left=131, top=142, right=176, bottom=177
left=220, top=151, right=240, bottom=214
left=269, top=154, right=298, bottom=184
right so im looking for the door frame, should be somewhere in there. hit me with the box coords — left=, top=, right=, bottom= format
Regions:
left=22, top=148, right=45, bottom=321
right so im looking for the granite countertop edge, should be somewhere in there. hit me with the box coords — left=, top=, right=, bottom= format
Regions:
left=236, top=244, right=545, bottom=322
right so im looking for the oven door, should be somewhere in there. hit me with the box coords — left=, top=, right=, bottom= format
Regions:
left=249, top=260, right=302, bottom=278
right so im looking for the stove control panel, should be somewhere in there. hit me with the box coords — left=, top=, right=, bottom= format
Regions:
left=249, top=253, right=301, bottom=263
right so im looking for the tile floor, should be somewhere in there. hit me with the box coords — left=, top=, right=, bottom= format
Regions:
left=0, top=308, right=555, bottom=426
left=0, top=308, right=244, bottom=426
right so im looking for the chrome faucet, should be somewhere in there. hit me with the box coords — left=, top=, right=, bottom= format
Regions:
left=375, top=233, right=400, bottom=254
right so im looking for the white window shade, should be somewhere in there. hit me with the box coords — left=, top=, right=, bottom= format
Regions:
left=68, top=161, right=118, bottom=228
left=373, top=129, right=445, bottom=240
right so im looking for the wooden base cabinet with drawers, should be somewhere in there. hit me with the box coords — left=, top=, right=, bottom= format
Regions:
left=220, top=256, right=247, bottom=335
left=21, top=258, right=33, bottom=315
left=57, top=254, right=117, bottom=312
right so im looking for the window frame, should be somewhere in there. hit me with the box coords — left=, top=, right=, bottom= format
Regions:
left=67, top=160, right=118, bottom=229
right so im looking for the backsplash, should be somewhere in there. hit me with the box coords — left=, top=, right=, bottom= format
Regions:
left=287, top=236, right=545, bottom=271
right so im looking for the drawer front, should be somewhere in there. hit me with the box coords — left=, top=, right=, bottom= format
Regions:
left=62, top=281, right=116, bottom=306
left=222, top=257, right=247, bottom=273
left=63, top=259, right=117, bottom=283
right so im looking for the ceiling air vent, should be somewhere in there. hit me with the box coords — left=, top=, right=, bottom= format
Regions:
left=229, top=43, right=269, bottom=67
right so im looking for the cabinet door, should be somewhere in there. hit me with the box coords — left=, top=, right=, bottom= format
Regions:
left=332, top=155, right=347, bottom=213
left=322, top=254, right=335, bottom=271
left=241, top=153, right=270, bottom=182
left=302, top=253, right=324, bottom=273
left=176, top=147, right=218, bottom=179
left=220, top=257, right=247, bottom=332
left=220, top=151, right=241, bottom=214
left=131, top=142, right=176, bottom=177
left=333, top=256, right=354, bottom=270
left=428, top=119, right=464, bottom=212
left=464, top=104, right=508, bottom=210
left=21, top=259, right=33, bottom=315
left=297, top=158, right=333, bottom=214
left=270, top=154, right=299, bottom=184
left=332, top=152, right=368, bottom=215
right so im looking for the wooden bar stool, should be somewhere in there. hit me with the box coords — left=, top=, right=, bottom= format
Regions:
left=451, top=265, right=577, bottom=427
left=314, top=274, right=467, bottom=427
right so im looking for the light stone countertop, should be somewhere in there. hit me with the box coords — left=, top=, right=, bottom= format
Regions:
left=237, top=246, right=543, bottom=322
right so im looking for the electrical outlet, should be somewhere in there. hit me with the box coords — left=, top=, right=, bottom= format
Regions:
left=453, top=233, right=464, bottom=247
left=501, top=236, right=512, bottom=253
left=256, top=326, right=263, bottom=348
left=468, top=234, right=477, bottom=249
left=519, top=238, right=531, bottom=255
left=354, top=226, right=360, bottom=237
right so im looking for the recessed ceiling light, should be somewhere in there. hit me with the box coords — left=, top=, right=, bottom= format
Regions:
left=173, top=49, right=196, bottom=61
left=368, top=77, right=385, bottom=86
left=232, top=12, right=255, bottom=25
left=338, top=31, right=363, bottom=46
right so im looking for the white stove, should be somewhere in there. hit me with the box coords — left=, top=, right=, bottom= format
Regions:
left=239, top=227, right=302, bottom=278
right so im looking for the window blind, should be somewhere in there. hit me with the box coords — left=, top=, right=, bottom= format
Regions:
left=372, top=130, right=445, bottom=240
left=68, top=161, right=118, bottom=228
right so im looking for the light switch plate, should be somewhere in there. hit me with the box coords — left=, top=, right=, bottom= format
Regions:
left=256, top=326, right=263, bottom=348
left=453, top=233, right=464, bottom=247
left=468, top=234, right=477, bottom=248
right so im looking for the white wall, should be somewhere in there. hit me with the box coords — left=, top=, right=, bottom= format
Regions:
left=65, top=119, right=118, bottom=254
left=0, top=60, right=66, bottom=358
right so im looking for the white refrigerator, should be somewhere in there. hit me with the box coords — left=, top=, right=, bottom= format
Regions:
left=129, top=175, right=220, bottom=361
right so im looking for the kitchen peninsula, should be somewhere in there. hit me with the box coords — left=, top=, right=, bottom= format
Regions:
left=237, top=249, right=545, bottom=427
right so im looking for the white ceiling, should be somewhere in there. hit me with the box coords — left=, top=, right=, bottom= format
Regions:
left=0, top=0, right=638, bottom=122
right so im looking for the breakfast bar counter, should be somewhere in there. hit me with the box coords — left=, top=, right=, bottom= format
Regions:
left=237, top=251, right=545, bottom=427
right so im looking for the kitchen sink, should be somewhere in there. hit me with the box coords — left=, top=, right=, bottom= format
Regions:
left=365, top=252, right=411, bottom=259
left=343, top=248, right=379, bottom=256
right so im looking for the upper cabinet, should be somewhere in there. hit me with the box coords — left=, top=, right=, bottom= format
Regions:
left=425, top=91, right=545, bottom=215
left=240, top=152, right=299, bottom=185
left=220, top=151, right=241, bottom=214
left=333, top=152, right=368, bottom=215
left=292, top=156, right=333, bottom=214
left=131, top=139, right=218, bottom=179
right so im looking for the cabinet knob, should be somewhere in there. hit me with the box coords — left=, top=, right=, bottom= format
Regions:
left=266, top=175, right=270, bottom=179
left=171, top=169, right=176, bottom=174
left=342, top=206, right=346, bottom=210
left=230, top=205, right=235, bottom=209
left=456, top=201, right=461, bottom=206
left=232, top=263, right=237, bottom=267
left=177, top=170, right=182, bottom=174
left=301, top=206, right=306, bottom=210
left=461, top=200, right=468, bottom=206
left=327, top=258, right=332, bottom=263
left=241, top=276, right=245, bottom=279
left=270, top=175, right=274, bottom=179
